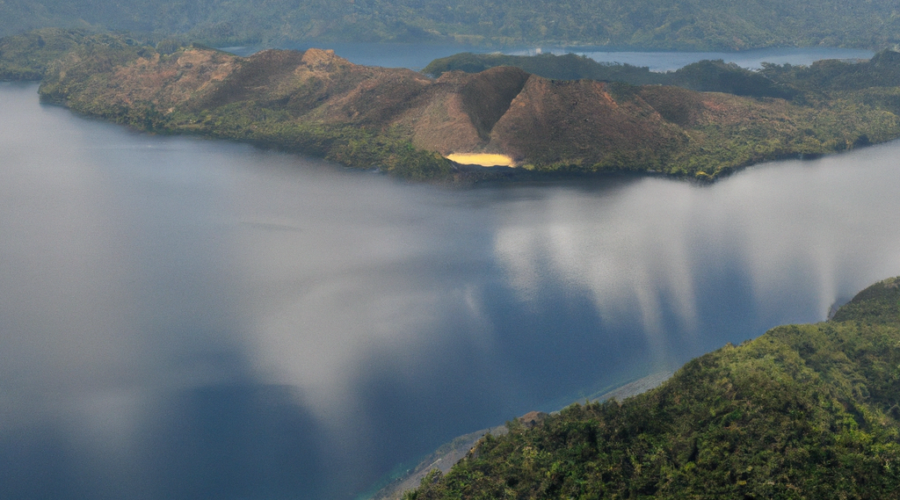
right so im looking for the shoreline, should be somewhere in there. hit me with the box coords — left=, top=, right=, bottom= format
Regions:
left=369, top=370, right=673, bottom=500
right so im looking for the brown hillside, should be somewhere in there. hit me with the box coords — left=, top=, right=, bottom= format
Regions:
left=40, top=45, right=900, bottom=179
left=401, top=71, right=484, bottom=155
left=459, top=66, right=530, bottom=140
left=491, top=78, right=685, bottom=167
left=77, top=49, right=239, bottom=109
left=198, top=49, right=307, bottom=109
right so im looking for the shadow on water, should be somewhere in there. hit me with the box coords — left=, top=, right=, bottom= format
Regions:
left=1, top=382, right=328, bottom=500
left=145, top=384, right=325, bottom=500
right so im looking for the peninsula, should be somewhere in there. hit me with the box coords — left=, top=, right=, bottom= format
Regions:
left=5, top=30, right=900, bottom=181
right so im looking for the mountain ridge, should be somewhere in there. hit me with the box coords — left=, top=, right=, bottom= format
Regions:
left=6, top=31, right=900, bottom=181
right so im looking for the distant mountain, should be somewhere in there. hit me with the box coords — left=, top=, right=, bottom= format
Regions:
left=405, top=277, right=900, bottom=499
left=424, top=53, right=797, bottom=99
left=1, top=0, right=900, bottom=50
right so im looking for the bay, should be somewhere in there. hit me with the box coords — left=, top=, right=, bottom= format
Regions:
left=0, top=43, right=898, bottom=499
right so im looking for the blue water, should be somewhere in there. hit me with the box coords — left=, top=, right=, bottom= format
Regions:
left=1, top=44, right=898, bottom=500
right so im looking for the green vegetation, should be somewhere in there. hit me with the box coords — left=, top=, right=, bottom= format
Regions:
left=2, top=0, right=900, bottom=50
left=669, top=60, right=797, bottom=99
left=0, top=28, right=151, bottom=80
left=56, top=100, right=454, bottom=180
left=762, top=50, right=900, bottom=92
left=405, top=277, right=900, bottom=499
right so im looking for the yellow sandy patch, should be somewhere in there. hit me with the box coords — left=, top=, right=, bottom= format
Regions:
left=446, top=153, right=515, bottom=167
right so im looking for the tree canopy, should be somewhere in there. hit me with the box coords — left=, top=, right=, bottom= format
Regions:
left=2, top=0, right=900, bottom=50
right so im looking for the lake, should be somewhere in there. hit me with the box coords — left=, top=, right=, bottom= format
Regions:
left=1, top=46, right=898, bottom=499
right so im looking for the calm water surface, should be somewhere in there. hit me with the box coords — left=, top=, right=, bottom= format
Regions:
left=223, top=43, right=873, bottom=72
left=2, top=58, right=900, bottom=499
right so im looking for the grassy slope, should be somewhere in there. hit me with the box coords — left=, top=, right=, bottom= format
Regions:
left=405, top=278, right=900, bottom=499
left=2, top=0, right=900, bottom=50
left=7, top=31, right=900, bottom=181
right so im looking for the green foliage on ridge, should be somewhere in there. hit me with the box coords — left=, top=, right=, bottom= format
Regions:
left=0, top=28, right=149, bottom=80
left=762, top=50, right=900, bottom=92
left=405, top=278, right=900, bottom=499
left=2, top=0, right=900, bottom=50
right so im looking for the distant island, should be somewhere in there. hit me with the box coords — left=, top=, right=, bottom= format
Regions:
left=402, top=276, right=900, bottom=498
left=2, top=0, right=899, bottom=50
left=4, top=29, right=900, bottom=181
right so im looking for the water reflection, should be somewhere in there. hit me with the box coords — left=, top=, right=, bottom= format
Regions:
left=492, top=153, right=900, bottom=370
left=2, top=82, right=900, bottom=499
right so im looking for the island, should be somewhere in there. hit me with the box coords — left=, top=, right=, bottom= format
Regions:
left=4, top=29, right=900, bottom=181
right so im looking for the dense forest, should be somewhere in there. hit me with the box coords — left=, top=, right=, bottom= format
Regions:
left=2, top=0, right=900, bottom=50
left=405, top=277, right=900, bottom=499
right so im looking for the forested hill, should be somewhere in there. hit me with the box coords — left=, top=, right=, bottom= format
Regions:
left=404, top=277, right=900, bottom=499
left=2, top=0, right=900, bottom=50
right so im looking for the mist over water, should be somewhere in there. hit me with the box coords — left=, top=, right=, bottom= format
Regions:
left=2, top=73, right=900, bottom=499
